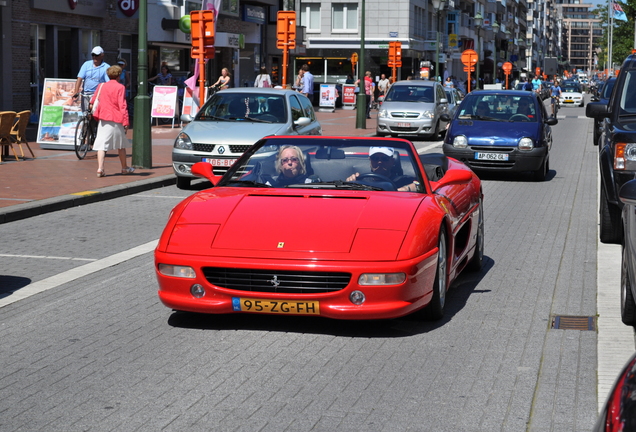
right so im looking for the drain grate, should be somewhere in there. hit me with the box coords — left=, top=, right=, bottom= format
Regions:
left=550, top=315, right=597, bottom=331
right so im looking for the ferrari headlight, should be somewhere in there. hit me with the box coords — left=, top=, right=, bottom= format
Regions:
left=358, top=273, right=406, bottom=286
left=158, top=264, right=196, bottom=279
left=518, top=137, right=534, bottom=151
left=174, top=132, right=193, bottom=150
left=453, top=135, right=468, bottom=149
left=421, top=110, right=434, bottom=119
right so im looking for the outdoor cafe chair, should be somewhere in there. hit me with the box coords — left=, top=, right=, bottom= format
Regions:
left=0, top=111, right=19, bottom=162
left=10, top=110, right=35, bottom=159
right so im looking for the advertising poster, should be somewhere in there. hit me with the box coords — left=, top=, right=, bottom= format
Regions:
left=342, top=84, right=357, bottom=109
left=181, top=86, right=203, bottom=118
left=151, top=85, right=178, bottom=119
left=319, top=84, right=336, bottom=112
left=37, top=79, right=83, bottom=150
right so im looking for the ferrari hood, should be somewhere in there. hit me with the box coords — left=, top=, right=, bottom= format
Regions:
left=168, top=190, right=425, bottom=260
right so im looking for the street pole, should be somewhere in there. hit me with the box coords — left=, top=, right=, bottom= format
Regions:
left=474, top=12, right=482, bottom=91
left=435, top=25, right=439, bottom=82
left=132, top=0, right=152, bottom=168
left=355, top=0, right=366, bottom=129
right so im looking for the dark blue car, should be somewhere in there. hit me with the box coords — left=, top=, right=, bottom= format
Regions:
left=441, top=90, right=558, bottom=181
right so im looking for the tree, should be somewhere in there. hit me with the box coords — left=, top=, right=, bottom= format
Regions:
left=595, top=1, right=635, bottom=70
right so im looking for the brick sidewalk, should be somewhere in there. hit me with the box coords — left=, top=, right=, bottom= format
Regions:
left=0, top=109, right=376, bottom=220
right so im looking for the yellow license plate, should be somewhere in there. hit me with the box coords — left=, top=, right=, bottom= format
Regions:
left=232, top=297, right=320, bottom=315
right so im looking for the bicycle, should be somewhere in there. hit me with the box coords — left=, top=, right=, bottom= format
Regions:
left=551, top=95, right=560, bottom=117
left=74, top=92, right=97, bottom=160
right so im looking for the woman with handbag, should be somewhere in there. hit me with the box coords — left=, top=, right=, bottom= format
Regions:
left=90, top=65, right=134, bottom=177
left=254, top=66, right=272, bottom=88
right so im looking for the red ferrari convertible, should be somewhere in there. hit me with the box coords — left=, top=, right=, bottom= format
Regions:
left=155, top=136, right=483, bottom=320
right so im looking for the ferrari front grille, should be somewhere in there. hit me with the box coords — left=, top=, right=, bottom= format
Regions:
left=202, top=267, right=351, bottom=294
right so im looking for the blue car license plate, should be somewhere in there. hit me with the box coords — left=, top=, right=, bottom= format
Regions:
left=475, top=152, right=509, bottom=161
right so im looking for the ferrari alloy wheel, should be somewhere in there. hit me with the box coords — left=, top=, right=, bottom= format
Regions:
left=600, top=187, right=622, bottom=244
left=467, top=199, right=484, bottom=272
left=621, top=245, right=636, bottom=326
left=420, top=227, right=448, bottom=320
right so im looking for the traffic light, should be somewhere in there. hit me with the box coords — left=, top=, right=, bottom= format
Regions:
left=277, top=11, right=296, bottom=50
left=388, top=41, right=402, bottom=68
left=190, top=10, right=215, bottom=58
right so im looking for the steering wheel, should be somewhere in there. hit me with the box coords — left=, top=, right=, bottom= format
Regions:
left=510, top=114, right=530, bottom=122
left=356, top=173, right=398, bottom=190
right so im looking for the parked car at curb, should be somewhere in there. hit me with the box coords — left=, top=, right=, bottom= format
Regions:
left=156, top=136, right=484, bottom=321
left=618, top=179, right=636, bottom=326
left=591, top=77, right=616, bottom=147
left=442, top=90, right=557, bottom=181
left=172, top=88, right=322, bottom=189
left=586, top=53, right=636, bottom=243
left=376, top=80, right=449, bottom=139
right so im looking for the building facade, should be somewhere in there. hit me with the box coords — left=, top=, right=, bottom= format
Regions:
left=0, top=0, right=600, bottom=115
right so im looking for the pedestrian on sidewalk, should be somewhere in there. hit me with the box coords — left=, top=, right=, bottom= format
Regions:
left=90, top=65, right=134, bottom=178
left=254, top=66, right=272, bottom=88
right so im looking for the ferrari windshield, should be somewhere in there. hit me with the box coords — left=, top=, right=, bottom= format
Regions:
left=219, top=137, right=424, bottom=192
left=196, top=93, right=287, bottom=123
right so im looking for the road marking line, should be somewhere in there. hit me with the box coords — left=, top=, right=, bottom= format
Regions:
left=0, top=253, right=96, bottom=261
left=70, top=191, right=101, bottom=196
left=0, top=240, right=158, bottom=308
left=418, top=143, right=443, bottom=154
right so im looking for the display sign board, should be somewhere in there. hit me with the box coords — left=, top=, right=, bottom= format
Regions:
left=38, top=78, right=83, bottom=150
left=181, top=86, right=201, bottom=118
left=318, top=84, right=337, bottom=112
left=342, top=84, right=356, bottom=109
left=151, top=85, right=179, bottom=119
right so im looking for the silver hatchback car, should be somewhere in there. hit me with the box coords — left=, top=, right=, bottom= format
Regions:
left=173, top=88, right=322, bottom=189
left=376, top=80, right=449, bottom=139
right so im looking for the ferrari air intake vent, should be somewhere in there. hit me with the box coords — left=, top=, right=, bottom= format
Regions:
left=202, top=268, right=351, bottom=294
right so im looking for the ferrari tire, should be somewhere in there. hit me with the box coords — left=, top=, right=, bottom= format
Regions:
left=467, top=199, right=484, bottom=272
left=621, top=245, right=636, bottom=326
left=599, top=187, right=622, bottom=244
left=176, top=176, right=191, bottom=190
left=419, top=227, right=448, bottom=320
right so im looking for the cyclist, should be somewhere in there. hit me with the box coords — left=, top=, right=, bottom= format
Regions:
left=72, top=46, right=110, bottom=112
left=550, top=80, right=562, bottom=117
left=531, top=74, right=543, bottom=98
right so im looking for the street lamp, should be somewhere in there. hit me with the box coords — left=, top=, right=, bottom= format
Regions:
left=492, top=21, right=499, bottom=84
left=432, top=0, right=446, bottom=82
left=474, top=12, right=483, bottom=90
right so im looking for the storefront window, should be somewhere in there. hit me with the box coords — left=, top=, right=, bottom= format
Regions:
left=161, top=48, right=181, bottom=72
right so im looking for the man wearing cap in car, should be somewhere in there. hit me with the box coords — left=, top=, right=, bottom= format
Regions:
left=346, top=146, right=419, bottom=192
left=73, top=46, right=110, bottom=111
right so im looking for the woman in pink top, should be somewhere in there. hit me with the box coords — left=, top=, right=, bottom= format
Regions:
left=90, top=65, right=134, bottom=177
